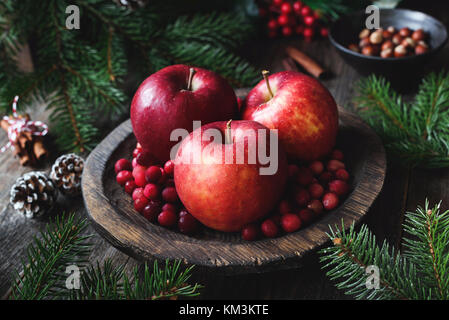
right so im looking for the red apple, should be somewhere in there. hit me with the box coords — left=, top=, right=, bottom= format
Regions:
left=241, top=71, right=338, bottom=161
left=131, top=65, right=238, bottom=164
left=174, top=120, right=288, bottom=232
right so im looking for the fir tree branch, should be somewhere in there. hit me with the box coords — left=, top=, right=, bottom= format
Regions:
left=9, top=213, right=92, bottom=300
left=353, top=72, right=449, bottom=168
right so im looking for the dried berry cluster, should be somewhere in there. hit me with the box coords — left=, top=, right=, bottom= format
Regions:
left=348, top=26, right=430, bottom=58
left=258, top=0, right=329, bottom=40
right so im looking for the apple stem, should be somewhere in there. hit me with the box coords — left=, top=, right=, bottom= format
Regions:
left=262, top=70, right=274, bottom=99
left=187, top=67, right=196, bottom=91
left=225, top=119, right=232, bottom=144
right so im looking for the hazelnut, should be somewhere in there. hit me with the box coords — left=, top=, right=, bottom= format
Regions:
left=381, top=40, right=394, bottom=51
left=392, top=34, right=403, bottom=45
left=394, top=44, right=407, bottom=57
left=415, top=44, right=429, bottom=55
left=380, top=48, right=393, bottom=58
left=369, top=30, right=383, bottom=44
left=348, top=43, right=359, bottom=52
left=399, top=27, right=411, bottom=37
left=359, top=37, right=371, bottom=48
left=417, top=40, right=429, bottom=48
left=401, top=37, right=416, bottom=48
left=412, top=29, right=426, bottom=42
left=361, top=45, right=375, bottom=56
left=359, top=28, right=370, bottom=39
left=382, top=30, right=393, bottom=40
left=387, top=26, right=396, bottom=34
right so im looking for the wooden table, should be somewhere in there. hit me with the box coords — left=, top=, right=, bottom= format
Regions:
left=1, top=2, right=449, bottom=300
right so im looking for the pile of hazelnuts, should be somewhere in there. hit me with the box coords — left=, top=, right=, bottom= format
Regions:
left=348, top=26, right=430, bottom=58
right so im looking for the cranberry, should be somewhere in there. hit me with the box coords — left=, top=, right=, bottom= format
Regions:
left=277, top=14, right=290, bottom=26
left=116, top=170, right=133, bottom=185
left=142, top=201, right=162, bottom=222
left=273, top=0, right=284, bottom=7
left=288, top=164, right=299, bottom=180
left=115, top=159, right=132, bottom=174
left=158, top=210, right=177, bottom=227
left=132, top=165, right=147, bottom=187
left=319, top=171, right=333, bottom=184
left=158, top=167, right=168, bottom=184
left=293, top=1, right=303, bottom=14
left=295, top=25, right=304, bottom=35
left=145, top=166, right=162, bottom=183
left=241, top=224, right=259, bottom=241
left=308, top=183, right=324, bottom=199
left=307, top=199, right=324, bottom=215
left=320, top=27, right=329, bottom=38
left=296, top=167, right=314, bottom=186
left=261, top=219, right=278, bottom=238
left=278, top=199, right=292, bottom=215
left=309, top=161, right=324, bottom=176
left=134, top=197, right=149, bottom=213
left=295, top=188, right=310, bottom=207
left=282, top=26, right=293, bottom=37
left=163, top=160, right=175, bottom=176
left=303, top=15, right=315, bottom=26
left=298, top=208, right=314, bottom=224
left=335, top=169, right=350, bottom=181
left=132, top=158, right=138, bottom=168
left=178, top=213, right=199, bottom=235
left=132, top=187, right=144, bottom=201
left=329, top=180, right=349, bottom=196
left=281, top=213, right=302, bottom=233
left=163, top=203, right=178, bottom=214
left=267, top=18, right=278, bottom=30
left=300, top=5, right=312, bottom=16
left=331, top=149, right=344, bottom=160
left=280, top=2, right=292, bottom=14
left=132, top=147, right=141, bottom=158
left=303, top=27, right=314, bottom=39
left=322, top=193, right=339, bottom=210
left=124, top=180, right=136, bottom=194
left=162, top=187, right=179, bottom=203
left=327, top=159, right=345, bottom=172
left=144, top=183, right=160, bottom=200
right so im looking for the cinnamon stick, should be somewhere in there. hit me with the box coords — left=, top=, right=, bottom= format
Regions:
left=282, top=57, right=299, bottom=72
left=285, top=46, right=326, bottom=79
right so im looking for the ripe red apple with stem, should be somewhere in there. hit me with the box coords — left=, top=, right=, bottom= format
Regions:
left=131, top=65, right=238, bottom=165
left=241, top=70, right=338, bottom=161
left=174, top=120, right=288, bottom=232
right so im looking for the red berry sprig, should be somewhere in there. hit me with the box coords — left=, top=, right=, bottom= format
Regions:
left=259, top=0, right=329, bottom=41
left=114, top=143, right=200, bottom=235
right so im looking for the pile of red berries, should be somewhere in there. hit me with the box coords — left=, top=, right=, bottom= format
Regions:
left=115, top=145, right=350, bottom=241
left=115, top=143, right=200, bottom=235
left=258, top=0, right=329, bottom=40
left=241, top=149, right=350, bottom=241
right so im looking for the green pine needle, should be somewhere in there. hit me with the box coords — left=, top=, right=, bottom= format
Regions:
left=0, top=0, right=259, bottom=153
left=320, top=200, right=449, bottom=300
left=353, top=72, right=449, bottom=168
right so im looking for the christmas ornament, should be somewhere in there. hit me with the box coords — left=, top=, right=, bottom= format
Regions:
left=1, top=96, right=48, bottom=166
left=50, top=153, right=84, bottom=196
left=10, top=171, right=57, bottom=218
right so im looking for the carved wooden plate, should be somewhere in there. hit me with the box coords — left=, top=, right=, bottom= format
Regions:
left=82, top=106, right=386, bottom=274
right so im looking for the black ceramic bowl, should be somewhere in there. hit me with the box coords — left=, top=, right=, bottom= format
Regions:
left=329, top=9, right=448, bottom=85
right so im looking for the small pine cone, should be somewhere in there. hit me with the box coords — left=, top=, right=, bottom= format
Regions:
left=50, top=153, right=84, bottom=196
left=10, top=171, right=58, bottom=218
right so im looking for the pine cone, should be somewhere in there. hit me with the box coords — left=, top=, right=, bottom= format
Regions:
left=50, top=153, right=84, bottom=196
left=10, top=171, right=58, bottom=218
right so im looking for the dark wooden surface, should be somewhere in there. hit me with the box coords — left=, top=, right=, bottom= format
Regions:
left=1, top=2, right=449, bottom=299
left=82, top=108, right=385, bottom=274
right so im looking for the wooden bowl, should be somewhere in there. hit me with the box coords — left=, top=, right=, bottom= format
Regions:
left=82, top=106, right=386, bottom=274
